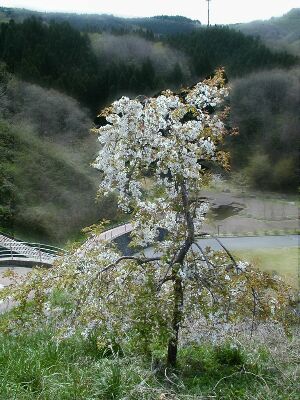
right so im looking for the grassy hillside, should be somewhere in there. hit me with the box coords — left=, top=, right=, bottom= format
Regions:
left=234, top=247, right=299, bottom=289
left=0, top=120, right=119, bottom=244
left=0, top=326, right=298, bottom=399
left=0, top=73, right=120, bottom=244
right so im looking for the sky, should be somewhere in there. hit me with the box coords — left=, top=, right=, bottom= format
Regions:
left=1, top=0, right=299, bottom=24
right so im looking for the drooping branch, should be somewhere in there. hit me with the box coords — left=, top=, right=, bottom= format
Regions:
left=195, top=232, right=238, bottom=270
left=193, top=241, right=216, bottom=269
left=73, top=255, right=161, bottom=319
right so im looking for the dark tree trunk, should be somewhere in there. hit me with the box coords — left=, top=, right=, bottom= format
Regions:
left=167, top=267, right=183, bottom=367
left=167, top=181, right=194, bottom=367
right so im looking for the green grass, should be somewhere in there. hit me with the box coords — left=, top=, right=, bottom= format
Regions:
left=0, top=327, right=299, bottom=399
left=234, top=247, right=299, bottom=288
left=0, top=330, right=147, bottom=400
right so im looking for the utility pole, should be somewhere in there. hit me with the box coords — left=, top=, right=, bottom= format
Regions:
left=206, top=0, right=212, bottom=27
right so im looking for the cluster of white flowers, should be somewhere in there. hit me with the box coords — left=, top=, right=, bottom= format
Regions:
left=131, top=198, right=180, bottom=246
left=185, top=80, right=229, bottom=109
left=93, top=70, right=229, bottom=249
left=194, top=202, right=210, bottom=234
left=236, top=260, right=249, bottom=272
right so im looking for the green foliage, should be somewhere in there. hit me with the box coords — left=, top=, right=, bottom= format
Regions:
left=0, top=329, right=127, bottom=399
left=0, top=18, right=99, bottom=107
left=237, top=151, right=298, bottom=192
left=213, top=343, right=245, bottom=366
left=243, top=152, right=273, bottom=188
left=0, top=120, right=16, bottom=228
left=83, top=331, right=124, bottom=360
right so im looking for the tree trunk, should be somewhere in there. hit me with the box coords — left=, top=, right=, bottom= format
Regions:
left=167, top=181, right=194, bottom=367
left=167, top=267, right=183, bottom=368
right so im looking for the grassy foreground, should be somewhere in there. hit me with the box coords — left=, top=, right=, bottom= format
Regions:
left=0, top=327, right=299, bottom=399
left=234, top=247, right=299, bottom=289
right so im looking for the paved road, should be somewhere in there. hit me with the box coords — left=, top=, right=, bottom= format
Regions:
left=196, top=234, right=298, bottom=251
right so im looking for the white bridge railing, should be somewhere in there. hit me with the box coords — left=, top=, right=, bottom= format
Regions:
left=0, top=223, right=133, bottom=266
left=0, top=234, right=63, bottom=264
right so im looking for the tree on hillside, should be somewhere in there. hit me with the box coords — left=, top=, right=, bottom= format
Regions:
left=1, top=70, right=293, bottom=367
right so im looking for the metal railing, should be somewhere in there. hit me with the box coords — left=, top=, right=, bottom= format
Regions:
left=0, top=223, right=133, bottom=265
left=0, top=234, right=64, bottom=264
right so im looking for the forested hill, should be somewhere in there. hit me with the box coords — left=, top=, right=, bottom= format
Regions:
left=233, top=8, right=300, bottom=56
left=166, top=26, right=297, bottom=79
left=0, top=17, right=297, bottom=113
left=0, top=7, right=201, bottom=35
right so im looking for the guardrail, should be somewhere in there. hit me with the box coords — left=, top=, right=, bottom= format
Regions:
left=0, top=234, right=64, bottom=264
left=0, top=223, right=134, bottom=266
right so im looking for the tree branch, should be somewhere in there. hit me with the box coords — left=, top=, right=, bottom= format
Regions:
left=195, top=232, right=238, bottom=269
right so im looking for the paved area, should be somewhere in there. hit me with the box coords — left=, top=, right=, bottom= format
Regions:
left=143, top=235, right=299, bottom=257
left=201, top=190, right=299, bottom=236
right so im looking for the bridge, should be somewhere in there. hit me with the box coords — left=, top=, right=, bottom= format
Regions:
left=0, top=233, right=63, bottom=267
left=0, top=223, right=133, bottom=267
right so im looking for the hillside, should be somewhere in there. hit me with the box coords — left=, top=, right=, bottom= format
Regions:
left=0, top=7, right=201, bottom=35
left=1, top=6, right=299, bottom=54
left=233, top=8, right=300, bottom=55
left=167, top=26, right=297, bottom=78
left=228, top=67, right=300, bottom=191
left=0, top=70, right=119, bottom=243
